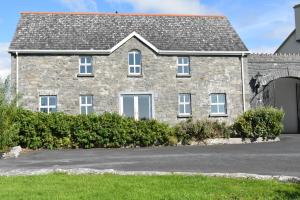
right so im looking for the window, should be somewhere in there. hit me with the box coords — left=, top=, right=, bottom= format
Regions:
left=80, top=95, right=93, bottom=115
left=177, top=57, right=190, bottom=75
left=121, top=94, right=152, bottom=120
left=210, top=93, right=227, bottom=115
left=79, top=56, right=93, bottom=74
left=39, top=96, right=57, bottom=113
left=128, top=50, right=141, bottom=75
left=178, top=94, right=191, bottom=116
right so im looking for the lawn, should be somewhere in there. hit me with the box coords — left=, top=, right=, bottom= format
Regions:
left=0, top=174, right=299, bottom=200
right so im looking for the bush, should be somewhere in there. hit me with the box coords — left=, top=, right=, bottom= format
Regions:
left=12, top=110, right=173, bottom=149
left=175, top=119, right=231, bottom=144
left=232, top=107, right=284, bottom=140
left=0, top=79, right=19, bottom=151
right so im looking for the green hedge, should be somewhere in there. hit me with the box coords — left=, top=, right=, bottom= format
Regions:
left=0, top=104, right=284, bottom=150
left=233, top=107, right=284, bottom=140
left=175, top=119, right=231, bottom=144
left=14, top=109, right=173, bottom=149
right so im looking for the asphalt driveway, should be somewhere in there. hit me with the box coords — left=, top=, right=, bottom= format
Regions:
left=0, top=134, right=300, bottom=177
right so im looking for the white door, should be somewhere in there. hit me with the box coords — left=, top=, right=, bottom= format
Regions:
left=121, top=94, right=152, bottom=120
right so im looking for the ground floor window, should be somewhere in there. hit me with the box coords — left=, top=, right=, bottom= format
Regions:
left=39, top=95, right=57, bottom=113
left=80, top=95, right=93, bottom=115
left=178, top=93, right=191, bottom=116
left=121, top=94, right=152, bottom=120
left=210, top=93, right=227, bottom=114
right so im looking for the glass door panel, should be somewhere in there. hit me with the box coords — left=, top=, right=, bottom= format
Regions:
left=138, top=95, right=151, bottom=120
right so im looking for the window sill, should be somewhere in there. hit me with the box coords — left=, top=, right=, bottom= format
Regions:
left=177, top=114, right=192, bottom=118
left=127, top=74, right=143, bottom=78
left=176, top=74, right=191, bottom=78
left=77, top=74, right=94, bottom=77
left=209, top=114, right=228, bottom=118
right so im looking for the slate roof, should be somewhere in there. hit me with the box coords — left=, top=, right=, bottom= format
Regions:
left=9, top=12, right=248, bottom=52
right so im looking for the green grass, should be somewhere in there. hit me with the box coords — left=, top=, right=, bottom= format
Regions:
left=0, top=174, right=299, bottom=200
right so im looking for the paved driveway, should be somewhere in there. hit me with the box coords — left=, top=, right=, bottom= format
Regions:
left=0, top=134, right=300, bottom=177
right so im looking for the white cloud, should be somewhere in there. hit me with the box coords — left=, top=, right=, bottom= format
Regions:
left=0, top=43, right=11, bottom=80
left=59, top=0, right=98, bottom=12
left=106, top=0, right=214, bottom=14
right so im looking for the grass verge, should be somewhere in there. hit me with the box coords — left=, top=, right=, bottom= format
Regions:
left=0, top=174, right=299, bottom=200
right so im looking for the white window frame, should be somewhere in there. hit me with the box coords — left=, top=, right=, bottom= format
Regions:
left=80, top=95, right=93, bottom=115
left=79, top=56, right=93, bottom=74
left=177, top=57, right=190, bottom=76
left=39, top=95, right=57, bottom=113
left=128, top=50, right=142, bottom=75
left=210, top=93, right=227, bottom=115
left=178, top=93, right=191, bottom=116
left=119, top=93, right=153, bottom=120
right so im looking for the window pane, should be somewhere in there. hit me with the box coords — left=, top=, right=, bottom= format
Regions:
left=219, top=105, right=225, bottom=113
left=87, top=106, right=93, bottom=114
left=179, top=94, right=184, bottom=102
left=183, top=66, right=190, bottom=74
left=86, top=66, right=93, bottom=74
left=80, top=57, right=85, bottom=64
left=86, top=96, right=92, bottom=104
left=40, top=108, right=48, bottom=113
left=80, top=66, right=86, bottom=73
left=135, top=52, right=141, bottom=65
left=81, top=96, right=86, bottom=104
left=211, top=95, right=217, bottom=103
left=81, top=106, right=86, bottom=115
left=49, top=107, right=57, bottom=113
left=179, top=104, right=185, bottom=114
left=183, top=57, right=189, bottom=64
left=138, top=95, right=151, bottom=120
left=177, top=66, right=183, bottom=74
left=185, top=94, right=190, bottom=102
left=178, top=57, right=183, bottom=64
left=218, top=94, right=225, bottom=103
left=130, top=67, right=134, bottom=73
left=135, top=66, right=140, bottom=74
left=86, top=56, right=91, bottom=64
left=49, top=96, right=56, bottom=106
left=185, top=104, right=191, bottom=114
left=128, top=53, right=134, bottom=65
left=123, top=95, right=134, bottom=118
left=40, top=97, right=48, bottom=106
left=211, top=105, right=218, bottom=113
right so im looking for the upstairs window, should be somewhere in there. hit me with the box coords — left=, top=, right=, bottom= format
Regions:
left=79, top=56, right=93, bottom=74
left=128, top=50, right=141, bottom=75
left=210, top=93, right=227, bottom=115
left=178, top=93, right=191, bottom=116
left=177, top=57, right=190, bottom=76
left=39, top=96, right=57, bottom=113
left=80, top=95, right=93, bottom=115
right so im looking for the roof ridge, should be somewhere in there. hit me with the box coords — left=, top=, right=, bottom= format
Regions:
left=20, top=11, right=225, bottom=18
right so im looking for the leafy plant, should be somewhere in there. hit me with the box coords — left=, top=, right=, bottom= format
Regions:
left=233, top=107, right=284, bottom=140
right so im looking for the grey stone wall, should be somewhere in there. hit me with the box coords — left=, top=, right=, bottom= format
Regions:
left=11, top=37, right=246, bottom=124
left=248, top=53, right=300, bottom=107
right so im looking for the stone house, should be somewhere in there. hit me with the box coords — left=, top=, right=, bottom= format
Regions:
left=9, top=12, right=249, bottom=124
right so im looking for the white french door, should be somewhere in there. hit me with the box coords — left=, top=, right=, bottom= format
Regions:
left=121, top=94, right=152, bottom=120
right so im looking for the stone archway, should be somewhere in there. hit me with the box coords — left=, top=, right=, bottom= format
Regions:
left=248, top=54, right=300, bottom=134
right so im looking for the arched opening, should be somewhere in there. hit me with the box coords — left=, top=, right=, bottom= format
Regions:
left=263, top=77, right=300, bottom=133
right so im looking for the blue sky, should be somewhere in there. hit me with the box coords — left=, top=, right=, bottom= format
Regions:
left=0, top=0, right=299, bottom=77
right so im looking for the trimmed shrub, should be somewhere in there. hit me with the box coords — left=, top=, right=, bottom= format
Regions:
left=232, top=107, right=284, bottom=140
left=12, top=110, right=173, bottom=149
left=175, top=119, right=231, bottom=144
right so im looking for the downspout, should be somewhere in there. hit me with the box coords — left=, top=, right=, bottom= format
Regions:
left=241, top=53, right=246, bottom=112
left=16, top=52, right=19, bottom=107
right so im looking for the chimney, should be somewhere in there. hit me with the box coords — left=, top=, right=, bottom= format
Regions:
left=294, top=4, right=300, bottom=41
